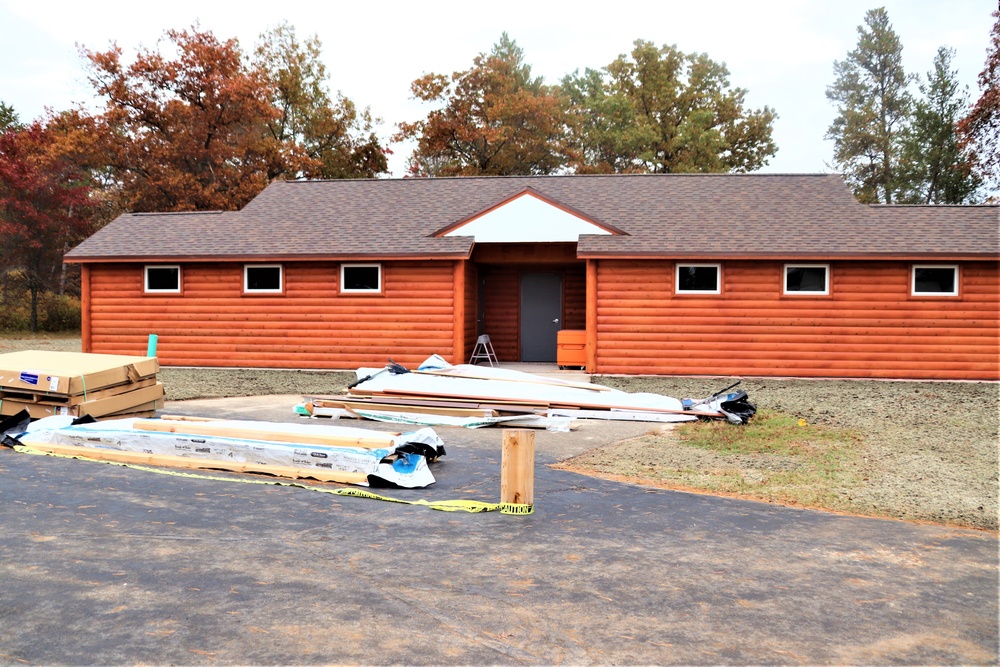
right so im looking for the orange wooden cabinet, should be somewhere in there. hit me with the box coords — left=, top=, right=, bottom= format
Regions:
left=557, top=329, right=587, bottom=369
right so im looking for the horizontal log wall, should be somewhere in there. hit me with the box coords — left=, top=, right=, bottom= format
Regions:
left=88, top=261, right=456, bottom=369
left=481, top=266, right=520, bottom=361
left=464, top=260, right=478, bottom=362
left=563, top=266, right=586, bottom=330
left=594, top=259, right=1000, bottom=380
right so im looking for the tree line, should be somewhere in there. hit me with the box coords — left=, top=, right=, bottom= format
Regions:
left=826, top=7, right=998, bottom=205
left=0, top=9, right=997, bottom=331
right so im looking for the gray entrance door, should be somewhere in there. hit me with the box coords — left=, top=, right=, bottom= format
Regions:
left=520, top=273, right=562, bottom=362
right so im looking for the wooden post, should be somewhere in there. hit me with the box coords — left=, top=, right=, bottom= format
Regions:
left=501, top=429, right=535, bottom=507
left=80, top=264, right=91, bottom=353
left=453, top=259, right=466, bottom=365
left=585, top=259, right=597, bottom=374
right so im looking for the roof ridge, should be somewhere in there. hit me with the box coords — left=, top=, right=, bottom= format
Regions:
left=128, top=210, right=227, bottom=216
left=274, top=172, right=845, bottom=185
left=871, top=203, right=1000, bottom=209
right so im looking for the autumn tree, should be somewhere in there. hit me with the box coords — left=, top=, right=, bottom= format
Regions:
left=958, top=10, right=1000, bottom=193
left=396, top=34, right=573, bottom=176
left=82, top=27, right=277, bottom=212
left=826, top=8, right=914, bottom=204
left=898, top=47, right=982, bottom=204
left=82, top=25, right=389, bottom=213
left=254, top=22, right=387, bottom=179
left=562, top=40, right=777, bottom=174
left=0, top=118, right=100, bottom=330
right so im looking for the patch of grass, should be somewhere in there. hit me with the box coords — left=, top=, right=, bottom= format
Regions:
left=570, top=409, right=870, bottom=512
left=677, top=409, right=860, bottom=457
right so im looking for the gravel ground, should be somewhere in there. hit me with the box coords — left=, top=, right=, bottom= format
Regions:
left=2, top=336, right=996, bottom=530
left=584, top=376, right=999, bottom=531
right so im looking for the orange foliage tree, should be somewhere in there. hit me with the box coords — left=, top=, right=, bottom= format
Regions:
left=396, top=34, right=574, bottom=177
left=959, top=10, right=1000, bottom=193
left=0, top=117, right=101, bottom=330
left=82, top=25, right=388, bottom=212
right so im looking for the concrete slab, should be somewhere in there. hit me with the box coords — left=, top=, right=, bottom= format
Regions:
left=0, top=396, right=995, bottom=665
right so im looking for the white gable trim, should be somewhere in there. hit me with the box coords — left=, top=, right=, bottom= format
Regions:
left=443, top=191, right=613, bottom=243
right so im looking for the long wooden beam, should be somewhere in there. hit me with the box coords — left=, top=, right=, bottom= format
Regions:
left=132, top=420, right=397, bottom=449
left=17, top=442, right=369, bottom=485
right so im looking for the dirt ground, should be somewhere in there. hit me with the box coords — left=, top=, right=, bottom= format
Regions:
left=2, top=335, right=997, bottom=530
left=567, top=376, right=999, bottom=531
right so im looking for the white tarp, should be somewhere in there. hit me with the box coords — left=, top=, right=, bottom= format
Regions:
left=352, top=356, right=704, bottom=417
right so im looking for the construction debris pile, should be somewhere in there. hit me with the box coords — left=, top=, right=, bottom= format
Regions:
left=2, top=414, right=446, bottom=488
left=0, top=351, right=163, bottom=420
left=298, top=355, right=756, bottom=430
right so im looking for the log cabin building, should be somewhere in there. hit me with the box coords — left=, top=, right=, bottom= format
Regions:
left=64, top=174, right=1000, bottom=380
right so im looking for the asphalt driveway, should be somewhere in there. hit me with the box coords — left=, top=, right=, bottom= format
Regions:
left=0, top=396, right=996, bottom=665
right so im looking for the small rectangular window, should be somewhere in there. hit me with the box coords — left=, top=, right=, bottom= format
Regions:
left=144, top=265, right=180, bottom=293
left=676, top=264, right=720, bottom=294
left=784, top=264, right=830, bottom=295
left=244, top=264, right=283, bottom=293
left=341, top=264, right=382, bottom=293
left=912, top=265, right=958, bottom=296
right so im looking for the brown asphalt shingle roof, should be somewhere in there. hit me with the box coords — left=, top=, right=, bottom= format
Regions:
left=65, top=174, right=999, bottom=261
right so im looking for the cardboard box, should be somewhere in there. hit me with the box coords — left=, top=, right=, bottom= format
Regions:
left=0, top=382, right=164, bottom=419
left=0, top=377, right=158, bottom=406
left=0, top=351, right=159, bottom=396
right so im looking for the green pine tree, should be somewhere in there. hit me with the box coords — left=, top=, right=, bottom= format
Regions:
left=826, top=8, right=914, bottom=203
left=899, top=47, right=982, bottom=204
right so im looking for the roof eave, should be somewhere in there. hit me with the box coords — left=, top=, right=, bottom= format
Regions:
left=574, top=251, right=1000, bottom=261
left=64, top=250, right=474, bottom=264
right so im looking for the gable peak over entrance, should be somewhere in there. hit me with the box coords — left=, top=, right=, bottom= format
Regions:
left=436, top=187, right=624, bottom=242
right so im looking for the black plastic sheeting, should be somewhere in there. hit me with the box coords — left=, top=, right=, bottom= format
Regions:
left=719, top=390, right=757, bottom=425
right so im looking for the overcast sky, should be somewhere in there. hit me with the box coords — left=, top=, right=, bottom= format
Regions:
left=0, top=0, right=995, bottom=177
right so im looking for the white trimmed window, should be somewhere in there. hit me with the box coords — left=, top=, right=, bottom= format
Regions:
left=144, top=265, right=181, bottom=293
left=341, top=263, right=382, bottom=293
left=912, top=265, right=958, bottom=296
left=244, top=264, right=283, bottom=293
left=676, top=263, right=721, bottom=294
left=784, top=264, right=830, bottom=295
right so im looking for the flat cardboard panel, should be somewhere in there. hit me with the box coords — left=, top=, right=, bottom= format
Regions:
left=0, top=382, right=164, bottom=419
left=0, top=377, right=158, bottom=406
left=0, top=351, right=159, bottom=396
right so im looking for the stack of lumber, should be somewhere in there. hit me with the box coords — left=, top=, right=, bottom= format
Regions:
left=12, top=414, right=445, bottom=488
left=300, top=357, right=737, bottom=427
left=0, top=351, right=163, bottom=420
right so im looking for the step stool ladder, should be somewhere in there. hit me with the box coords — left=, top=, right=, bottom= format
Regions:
left=468, top=334, right=499, bottom=366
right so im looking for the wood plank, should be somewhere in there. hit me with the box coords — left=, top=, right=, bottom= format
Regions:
left=413, top=368, right=607, bottom=392
left=370, top=387, right=551, bottom=408
left=132, top=419, right=398, bottom=449
left=312, top=399, right=496, bottom=418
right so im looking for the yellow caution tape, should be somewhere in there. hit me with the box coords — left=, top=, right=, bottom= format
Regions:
left=10, top=444, right=533, bottom=515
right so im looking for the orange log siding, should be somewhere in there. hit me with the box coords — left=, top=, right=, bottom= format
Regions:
left=83, top=256, right=998, bottom=379
left=480, top=266, right=520, bottom=361
left=594, top=259, right=1000, bottom=380
left=463, top=260, right=478, bottom=362
left=563, top=266, right=586, bottom=330
left=87, top=261, right=457, bottom=369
